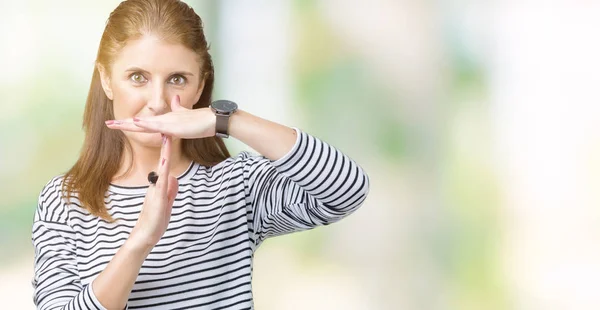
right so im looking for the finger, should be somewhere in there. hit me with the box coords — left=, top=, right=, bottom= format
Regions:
left=166, top=175, right=179, bottom=206
left=170, top=95, right=186, bottom=112
left=133, top=117, right=171, bottom=134
left=155, top=134, right=172, bottom=192
left=160, top=176, right=178, bottom=218
left=105, top=120, right=154, bottom=133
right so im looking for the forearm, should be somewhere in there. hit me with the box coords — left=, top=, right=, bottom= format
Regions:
left=92, top=238, right=151, bottom=309
left=228, top=109, right=297, bottom=161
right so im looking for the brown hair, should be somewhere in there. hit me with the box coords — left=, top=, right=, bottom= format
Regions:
left=63, top=0, right=230, bottom=221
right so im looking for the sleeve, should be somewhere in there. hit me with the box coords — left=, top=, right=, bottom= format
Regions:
left=31, top=177, right=107, bottom=310
left=243, top=128, right=370, bottom=245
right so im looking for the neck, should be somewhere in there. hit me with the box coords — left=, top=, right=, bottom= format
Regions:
left=112, top=138, right=191, bottom=186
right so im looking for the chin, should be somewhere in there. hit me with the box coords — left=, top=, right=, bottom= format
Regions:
left=126, top=131, right=163, bottom=148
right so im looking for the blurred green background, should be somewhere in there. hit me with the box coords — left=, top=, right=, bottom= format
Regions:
left=2, top=1, right=600, bottom=309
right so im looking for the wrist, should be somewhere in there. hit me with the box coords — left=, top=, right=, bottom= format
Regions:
left=227, top=109, right=245, bottom=139
left=210, top=100, right=238, bottom=138
left=206, top=107, right=217, bottom=137
left=125, top=232, right=154, bottom=257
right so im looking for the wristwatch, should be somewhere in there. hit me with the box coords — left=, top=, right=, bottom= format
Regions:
left=210, top=100, right=238, bottom=138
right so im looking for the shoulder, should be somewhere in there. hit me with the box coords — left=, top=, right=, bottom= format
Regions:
left=235, top=151, right=273, bottom=170
left=210, top=151, right=269, bottom=169
left=236, top=151, right=265, bottom=162
left=205, top=152, right=274, bottom=181
left=34, top=174, right=70, bottom=223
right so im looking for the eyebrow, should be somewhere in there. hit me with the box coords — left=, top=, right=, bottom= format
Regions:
left=125, top=67, right=195, bottom=77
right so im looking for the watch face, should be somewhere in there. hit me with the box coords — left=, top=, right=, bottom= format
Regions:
left=211, top=100, right=238, bottom=113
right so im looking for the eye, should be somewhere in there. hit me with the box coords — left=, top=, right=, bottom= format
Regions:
left=129, top=73, right=147, bottom=84
left=168, top=75, right=187, bottom=86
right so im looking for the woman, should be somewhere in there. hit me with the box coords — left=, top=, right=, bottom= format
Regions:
left=32, top=0, right=370, bottom=309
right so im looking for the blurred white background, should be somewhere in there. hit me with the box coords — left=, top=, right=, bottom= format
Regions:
left=1, top=0, right=599, bottom=309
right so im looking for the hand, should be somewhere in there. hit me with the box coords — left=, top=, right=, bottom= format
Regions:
left=128, top=134, right=179, bottom=249
left=105, top=95, right=216, bottom=139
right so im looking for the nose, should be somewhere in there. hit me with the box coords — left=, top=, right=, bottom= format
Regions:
left=147, top=83, right=169, bottom=114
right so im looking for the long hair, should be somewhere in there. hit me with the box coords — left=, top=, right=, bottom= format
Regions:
left=63, top=0, right=230, bottom=221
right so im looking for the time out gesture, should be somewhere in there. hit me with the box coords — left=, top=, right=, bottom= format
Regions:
left=104, top=94, right=298, bottom=166
left=103, top=94, right=297, bottom=248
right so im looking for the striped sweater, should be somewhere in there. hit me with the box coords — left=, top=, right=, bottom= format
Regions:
left=31, top=128, right=370, bottom=309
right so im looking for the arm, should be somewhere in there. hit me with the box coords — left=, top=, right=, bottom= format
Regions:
left=228, top=109, right=298, bottom=161
left=230, top=111, right=370, bottom=244
left=90, top=239, right=150, bottom=309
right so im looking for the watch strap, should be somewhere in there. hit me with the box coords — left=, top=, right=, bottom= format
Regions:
left=215, top=113, right=230, bottom=138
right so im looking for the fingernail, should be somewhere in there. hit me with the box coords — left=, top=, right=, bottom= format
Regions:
left=114, top=120, right=122, bottom=125
left=105, top=120, right=114, bottom=125
left=148, top=171, right=158, bottom=184
left=161, top=158, right=165, bottom=166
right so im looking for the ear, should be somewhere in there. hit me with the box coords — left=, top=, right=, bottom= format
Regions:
left=97, top=64, right=114, bottom=101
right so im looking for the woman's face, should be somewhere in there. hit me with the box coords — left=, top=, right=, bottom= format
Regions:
left=99, top=35, right=204, bottom=148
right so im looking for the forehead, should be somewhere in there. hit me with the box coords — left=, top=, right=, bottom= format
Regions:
left=111, top=35, right=200, bottom=73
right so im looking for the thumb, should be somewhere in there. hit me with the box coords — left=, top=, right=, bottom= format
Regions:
left=166, top=175, right=179, bottom=206
left=170, top=95, right=185, bottom=111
